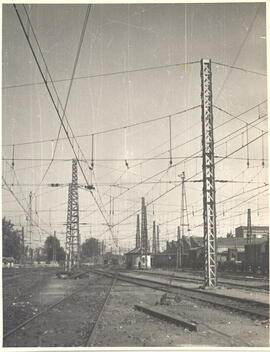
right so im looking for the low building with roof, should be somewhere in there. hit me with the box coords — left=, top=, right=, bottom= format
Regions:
left=125, top=248, right=151, bottom=269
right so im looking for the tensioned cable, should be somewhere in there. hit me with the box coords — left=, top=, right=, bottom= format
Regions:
left=2, top=60, right=200, bottom=90
left=81, top=113, right=267, bottom=222
left=2, top=176, right=53, bottom=237
left=2, top=104, right=201, bottom=147
left=213, top=105, right=266, bottom=133
left=212, top=61, right=266, bottom=77
left=14, top=4, right=117, bottom=244
left=31, top=4, right=92, bottom=198
left=2, top=99, right=265, bottom=149
left=97, top=131, right=267, bottom=238
left=18, top=4, right=93, bottom=177
left=214, top=4, right=262, bottom=103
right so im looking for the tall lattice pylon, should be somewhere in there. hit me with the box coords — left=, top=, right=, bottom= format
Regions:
left=247, top=209, right=252, bottom=243
left=156, top=225, right=160, bottom=253
left=141, top=197, right=148, bottom=254
left=65, top=159, right=80, bottom=272
left=201, top=58, right=217, bottom=288
left=152, top=220, right=156, bottom=254
left=180, top=171, right=190, bottom=237
left=136, top=214, right=140, bottom=249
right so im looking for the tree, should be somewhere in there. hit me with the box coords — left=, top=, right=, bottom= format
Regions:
left=44, top=235, right=65, bottom=262
left=2, top=217, right=22, bottom=261
left=81, top=238, right=101, bottom=258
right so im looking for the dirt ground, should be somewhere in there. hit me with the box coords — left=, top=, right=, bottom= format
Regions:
left=3, top=273, right=114, bottom=347
left=3, top=267, right=58, bottom=334
left=93, top=280, right=269, bottom=347
left=3, top=268, right=269, bottom=348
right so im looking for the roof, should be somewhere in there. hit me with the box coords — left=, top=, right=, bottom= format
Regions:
left=218, top=237, right=266, bottom=247
left=125, top=248, right=141, bottom=255
left=235, top=226, right=269, bottom=231
left=125, top=248, right=152, bottom=255
left=3, top=257, right=15, bottom=261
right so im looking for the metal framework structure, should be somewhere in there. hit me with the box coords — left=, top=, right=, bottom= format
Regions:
left=28, top=191, right=33, bottom=262
left=136, top=214, right=140, bottom=249
left=201, top=58, right=217, bottom=288
left=152, top=220, right=157, bottom=254
left=140, top=197, right=148, bottom=253
left=156, top=225, right=160, bottom=253
left=180, top=171, right=190, bottom=236
left=176, top=225, right=181, bottom=269
left=247, top=208, right=252, bottom=243
left=65, top=159, right=80, bottom=272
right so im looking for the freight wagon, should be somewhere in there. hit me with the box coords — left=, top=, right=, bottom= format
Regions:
left=244, top=240, right=269, bottom=274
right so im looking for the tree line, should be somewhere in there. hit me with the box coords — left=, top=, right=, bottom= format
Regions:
left=2, top=217, right=105, bottom=263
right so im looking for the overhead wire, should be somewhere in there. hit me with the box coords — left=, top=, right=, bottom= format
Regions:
left=2, top=60, right=200, bottom=91
left=212, top=61, right=267, bottom=77
left=13, top=4, right=118, bottom=245
left=97, top=130, right=267, bottom=239
left=29, top=4, right=92, bottom=198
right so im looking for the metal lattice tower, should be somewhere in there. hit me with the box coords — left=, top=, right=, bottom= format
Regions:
left=28, top=191, right=33, bottom=262
left=65, top=159, right=80, bottom=272
left=152, top=220, right=156, bottom=254
left=136, top=214, right=140, bottom=249
left=201, top=58, right=217, bottom=288
left=247, top=208, right=252, bottom=244
left=176, top=225, right=182, bottom=269
left=156, top=225, right=160, bottom=253
left=180, top=171, right=189, bottom=237
left=141, top=197, right=148, bottom=253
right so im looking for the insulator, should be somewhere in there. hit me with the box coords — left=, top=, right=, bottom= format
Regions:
left=12, top=145, right=15, bottom=168
left=125, top=159, right=129, bottom=169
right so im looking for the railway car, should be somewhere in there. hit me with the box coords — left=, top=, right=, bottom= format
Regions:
left=244, top=240, right=269, bottom=274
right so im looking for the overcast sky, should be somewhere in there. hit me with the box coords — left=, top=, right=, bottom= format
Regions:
left=2, top=3, right=268, bottom=251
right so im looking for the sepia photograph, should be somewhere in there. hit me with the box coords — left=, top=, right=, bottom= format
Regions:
left=2, top=1, right=269, bottom=348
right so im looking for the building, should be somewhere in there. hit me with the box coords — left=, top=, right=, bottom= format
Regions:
left=235, top=226, right=269, bottom=239
left=125, top=248, right=151, bottom=269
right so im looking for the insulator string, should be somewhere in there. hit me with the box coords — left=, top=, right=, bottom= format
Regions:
left=12, top=144, right=15, bottom=169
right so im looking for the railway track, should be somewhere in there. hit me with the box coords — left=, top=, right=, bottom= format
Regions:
left=181, top=269, right=269, bottom=282
left=130, top=270, right=269, bottom=291
left=3, top=271, right=116, bottom=347
left=90, top=268, right=269, bottom=320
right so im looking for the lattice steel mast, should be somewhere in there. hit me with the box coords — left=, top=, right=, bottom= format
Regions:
left=28, top=191, right=33, bottom=262
left=180, top=171, right=189, bottom=237
left=136, top=214, right=140, bottom=249
left=156, top=225, right=160, bottom=253
left=152, top=220, right=157, bottom=254
left=141, top=197, right=148, bottom=254
left=247, top=208, right=252, bottom=244
left=201, top=59, right=217, bottom=288
left=65, top=159, right=80, bottom=272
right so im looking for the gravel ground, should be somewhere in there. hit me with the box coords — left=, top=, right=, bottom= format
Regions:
left=3, top=267, right=58, bottom=334
left=3, top=273, right=114, bottom=347
left=3, top=268, right=269, bottom=348
left=93, top=280, right=269, bottom=347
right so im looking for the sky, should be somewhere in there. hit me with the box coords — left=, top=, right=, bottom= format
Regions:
left=2, top=3, right=268, bottom=253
